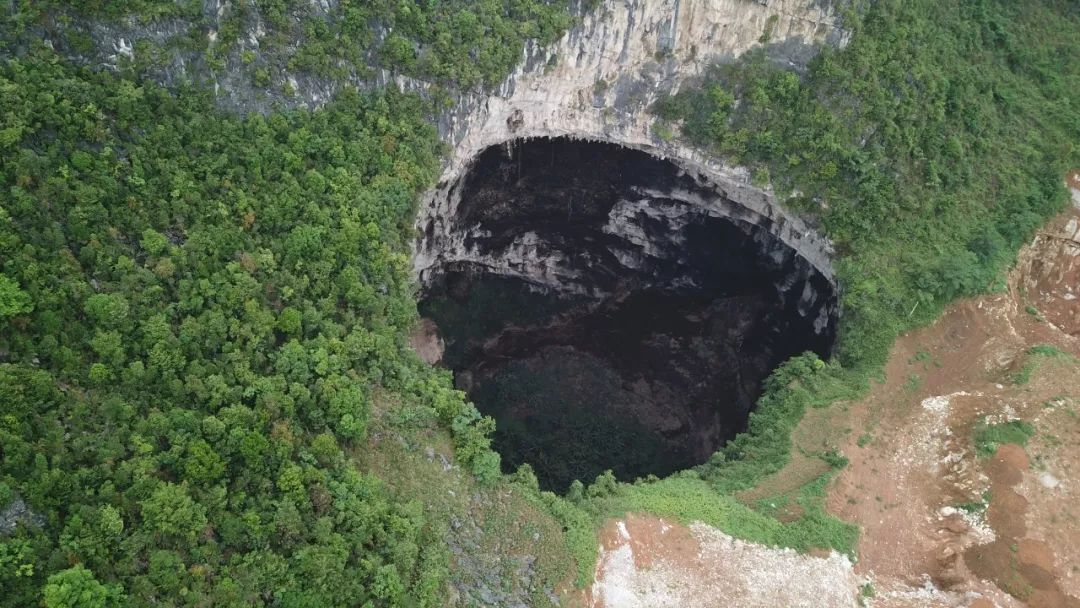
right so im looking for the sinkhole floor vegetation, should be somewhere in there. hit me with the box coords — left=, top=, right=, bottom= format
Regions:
left=417, top=137, right=838, bottom=494
left=0, top=0, right=1078, bottom=605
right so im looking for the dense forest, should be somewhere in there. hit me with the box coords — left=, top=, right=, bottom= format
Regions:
left=663, top=0, right=1080, bottom=552
left=5, top=0, right=583, bottom=90
left=656, top=0, right=1080, bottom=372
left=2, top=0, right=1079, bottom=606
left=0, top=53, right=467, bottom=606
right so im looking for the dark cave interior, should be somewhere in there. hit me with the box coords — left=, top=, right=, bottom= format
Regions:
left=418, top=138, right=838, bottom=492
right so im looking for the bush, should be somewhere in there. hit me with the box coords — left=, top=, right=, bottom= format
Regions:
left=656, top=0, right=1078, bottom=383
left=973, top=419, right=1035, bottom=458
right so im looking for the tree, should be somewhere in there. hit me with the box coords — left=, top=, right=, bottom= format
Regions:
left=82, top=294, right=129, bottom=328
left=705, top=84, right=735, bottom=140
left=276, top=307, right=302, bottom=336
left=183, top=439, right=226, bottom=484
left=42, top=565, right=115, bottom=608
left=0, top=275, right=32, bottom=320
left=139, top=229, right=168, bottom=256
left=139, top=483, right=207, bottom=543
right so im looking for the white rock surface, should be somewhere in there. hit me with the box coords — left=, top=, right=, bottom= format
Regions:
left=414, top=0, right=848, bottom=284
left=591, top=519, right=859, bottom=608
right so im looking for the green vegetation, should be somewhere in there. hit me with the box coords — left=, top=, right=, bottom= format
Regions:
left=631, top=0, right=1079, bottom=563
left=7, top=0, right=583, bottom=90
left=553, top=467, right=857, bottom=587
left=956, top=490, right=992, bottom=514
left=3, top=0, right=1080, bottom=604
left=655, top=0, right=1079, bottom=374
left=1012, top=344, right=1077, bottom=385
left=545, top=353, right=861, bottom=586
left=696, top=354, right=857, bottom=493
left=1025, top=304, right=1046, bottom=322
left=0, top=44, right=517, bottom=605
left=859, top=582, right=875, bottom=599
left=973, top=419, right=1036, bottom=458
left=1028, top=344, right=1074, bottom=359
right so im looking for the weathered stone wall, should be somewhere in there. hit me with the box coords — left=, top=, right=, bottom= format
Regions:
left=53, top=0, right=847, bottom=288
left=415, top=0, right=848, bottom=289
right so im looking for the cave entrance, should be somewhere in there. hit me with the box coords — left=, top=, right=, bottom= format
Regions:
left=416, top=137, right=837, bottom=492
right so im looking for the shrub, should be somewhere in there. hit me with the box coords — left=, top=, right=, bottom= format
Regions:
left=973, top=419, right=1035, bottom=458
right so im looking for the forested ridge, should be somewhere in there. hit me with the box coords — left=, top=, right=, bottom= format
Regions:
left=2, top=0, right=1080, bottom=606
left=651, top=0, right=1080, bottom=560
left=5, top=0, right=583, bottom=91
left=0, top=47, right=502, bottom=608
left=0, top=1, right=594, bottom=604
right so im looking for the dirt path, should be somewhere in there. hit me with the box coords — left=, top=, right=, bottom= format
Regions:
left=586, top=184, right=1080, bottom=607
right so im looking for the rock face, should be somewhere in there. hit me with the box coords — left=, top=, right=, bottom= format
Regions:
left=436, top=0, right=846, bottom=159
left=51, top=0, right=846, bottom=282
left=410, top=0, right=848, bottom=491
left=421, top=138, right=837, bottom=329
left=418, top=138, right=838, bottom=491
left=0, top=496, right=45, bottom=535
left=417, top=0, right=847, bottom=289
left=67, top=0, right=845, bottom=135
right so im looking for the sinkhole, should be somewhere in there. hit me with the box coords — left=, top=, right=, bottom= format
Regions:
left=414, top=137, right=838, bottom=492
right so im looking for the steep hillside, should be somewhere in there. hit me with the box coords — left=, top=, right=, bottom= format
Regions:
left=1, top=1, right=1079, bottom=607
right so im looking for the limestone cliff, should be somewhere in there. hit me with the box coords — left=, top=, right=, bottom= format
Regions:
left=416, top=0, right=847, bottom=300
left=55, top=0, right=847, bottom=291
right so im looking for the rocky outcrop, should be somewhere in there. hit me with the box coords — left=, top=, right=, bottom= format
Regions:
left=51, top=0, right=846, bottom=290
left=0, top=496, right=44, bottom=535
left=418, top=138, right=839, bottom=490
left=416, top=0, right=847, bottom=290
left=418, top=138, right=837, bottom=337
left=435, top=0, right=846, bottom=162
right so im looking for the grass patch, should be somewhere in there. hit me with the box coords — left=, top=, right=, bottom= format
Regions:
left=956, top=490, right=992, bottom=514
left=973, top=419, right=1035, bottom=458
left=1012, top=344, right=1077, bottom=384
left=1025, top=305, right=1046, bottom=322
left=366, top=404, right=577, bottom=606
left=1028, top=344, right=1075, bottom=359
left=566, top=470, right=858, bottom=585
left=859, top=582, right=876, bottom=606
left=536, top=354, right=863, bottom=586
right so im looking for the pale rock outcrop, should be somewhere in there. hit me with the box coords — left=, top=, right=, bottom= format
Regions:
left=415, top=0, right=848, bottom=291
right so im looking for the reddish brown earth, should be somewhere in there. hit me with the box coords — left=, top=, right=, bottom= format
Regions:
left=826, top=201, right=1080, bottom=607
left=585, top=182, right=1080, bottom=607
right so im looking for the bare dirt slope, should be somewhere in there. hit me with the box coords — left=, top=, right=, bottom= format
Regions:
left=588, top=515, right=859, bottom=608
left=827, top=193, right=1080, bottom=608
left=587, top=187, right=1080, bottom=607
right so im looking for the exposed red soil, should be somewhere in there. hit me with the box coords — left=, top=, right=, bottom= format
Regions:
left=826, top=202, right=1080, bottom=607
left=583, top=179, right=1080, bottom=608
